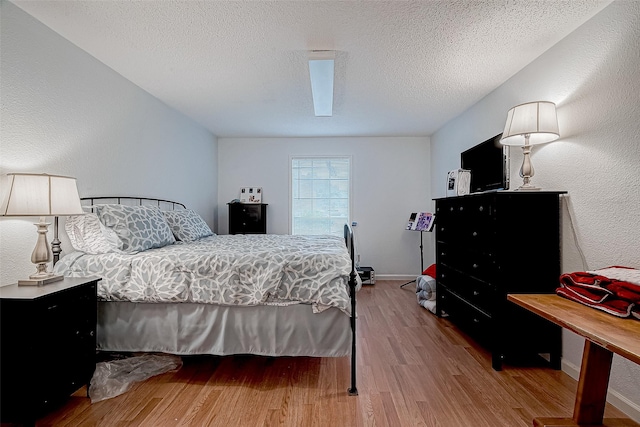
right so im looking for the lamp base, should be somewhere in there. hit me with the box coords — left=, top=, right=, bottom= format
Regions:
left=18, top=273, right=63, bottom=286
left=515, top=185, right=542, bottom=191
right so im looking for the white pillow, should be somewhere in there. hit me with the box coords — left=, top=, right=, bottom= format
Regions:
left=65, top=213, right=124, bottom=254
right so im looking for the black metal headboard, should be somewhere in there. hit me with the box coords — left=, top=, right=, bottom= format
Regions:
left=80, top=196, right=186, bottom=210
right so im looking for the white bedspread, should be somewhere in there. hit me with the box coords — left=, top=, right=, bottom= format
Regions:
left=54, top=234, right=357, bottom=315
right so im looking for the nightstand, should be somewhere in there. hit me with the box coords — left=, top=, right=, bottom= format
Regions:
left=228, top=203, right=268, bottom=234
left=0, top=276, right=101, bottom=425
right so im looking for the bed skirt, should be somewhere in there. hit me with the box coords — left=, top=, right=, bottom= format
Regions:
left=97, top=301, right=352, bottom=357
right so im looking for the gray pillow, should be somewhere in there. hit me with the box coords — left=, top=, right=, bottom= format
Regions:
left=163, top=209, right=214, bottom=242
left=94, top=204, right=175, bottom=252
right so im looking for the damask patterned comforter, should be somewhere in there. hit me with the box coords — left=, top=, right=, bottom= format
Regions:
left=54, top=234, right=356, bottom=315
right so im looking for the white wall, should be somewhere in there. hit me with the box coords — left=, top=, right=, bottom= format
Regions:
left=218, top=137, right=431, bottom=278
left=430, top=1, right=640, bottom=420
left=0, top=1, right=218, bottom=285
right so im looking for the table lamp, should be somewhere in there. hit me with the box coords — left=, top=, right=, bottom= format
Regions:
left=0, top=173, right=83, bottom=285
left=500, top=101, right=560, bottom=191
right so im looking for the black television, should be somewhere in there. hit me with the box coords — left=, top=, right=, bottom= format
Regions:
left=461, top=133, right=510, bottom=193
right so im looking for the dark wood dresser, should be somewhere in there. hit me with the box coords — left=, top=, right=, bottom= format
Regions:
left=228, top=203, right=268, bottom=234
left=0, top=276, right=100, bottom=424
left=434, top=191, right=565, bottom=370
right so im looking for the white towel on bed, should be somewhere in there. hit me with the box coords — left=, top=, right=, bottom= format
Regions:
left=416, top=275, right=437, bottom=314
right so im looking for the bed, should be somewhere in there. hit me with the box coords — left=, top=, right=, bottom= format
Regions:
left=53, top=196, right=359, bottom=395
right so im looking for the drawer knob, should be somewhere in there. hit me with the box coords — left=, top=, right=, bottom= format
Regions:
left=473, top=290, right=480, bottom=296
left=479, top=205, right=484, bottom=212
left=472, top=263, right=479, bottom=269
left=473, top=318, right=480, bottom=323
left=459, top=206, right=464, bottom=211
left=472, top=231, right=478, bottom=237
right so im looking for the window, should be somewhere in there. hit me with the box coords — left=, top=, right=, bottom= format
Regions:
left=291, top=156, right=351, bottom=236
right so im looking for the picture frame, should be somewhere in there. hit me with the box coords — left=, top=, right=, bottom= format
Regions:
left=240, top=187, right=262, bottom=203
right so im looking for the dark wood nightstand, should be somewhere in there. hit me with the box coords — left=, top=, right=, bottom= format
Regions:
left=228, top=203, right=268, bottom=234
left=0, top=276, right=101, bottom=425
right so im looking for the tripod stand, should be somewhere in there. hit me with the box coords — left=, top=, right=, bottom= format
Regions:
left=400, top=230, right=424, bottom=288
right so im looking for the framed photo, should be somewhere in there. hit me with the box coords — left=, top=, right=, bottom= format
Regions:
left=240, top=187, right=262, bottom=203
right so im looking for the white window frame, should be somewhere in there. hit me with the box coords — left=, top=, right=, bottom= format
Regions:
left=289, top=155, right=353, bottom=236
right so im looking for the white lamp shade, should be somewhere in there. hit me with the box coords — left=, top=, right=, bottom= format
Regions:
left=500, top=101, right=560, bottom=146
left=0, top=173, right=84, bottom=216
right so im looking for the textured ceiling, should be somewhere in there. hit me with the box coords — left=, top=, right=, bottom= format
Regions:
left=12, top=0, right=611, bottom=138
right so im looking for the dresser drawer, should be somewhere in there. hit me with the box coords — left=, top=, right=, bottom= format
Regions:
left=436, top=197, right=493, bottom=222
left=439, top=289, right=493, bottom=343
left=438, top=243, right=496, bottom=281
left=39, top=283, right=96, bottom=343
left=436, top=198, right=494, bottom=248
left=438, top=266, right=494, bottom=314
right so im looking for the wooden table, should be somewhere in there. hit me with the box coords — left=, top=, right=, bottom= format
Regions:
left=508, top=294, right=640, bottom=427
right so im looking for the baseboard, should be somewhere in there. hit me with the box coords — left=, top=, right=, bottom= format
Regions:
left=375, top=274, right=417, bottom=281
left=562, top=359, right=640, bottom=423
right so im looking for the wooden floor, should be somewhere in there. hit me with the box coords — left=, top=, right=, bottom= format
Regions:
left=23, top=280, right=631, bottom=426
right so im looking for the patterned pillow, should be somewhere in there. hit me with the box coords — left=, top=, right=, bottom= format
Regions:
left=163, top=209, right=214, bottom=242
left=65, top=213, right=124, bottom=254
left=94, top=204, right=175, bottom=252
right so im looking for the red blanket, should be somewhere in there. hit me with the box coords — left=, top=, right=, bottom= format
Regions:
left=556, top=266, right=639, bottom=319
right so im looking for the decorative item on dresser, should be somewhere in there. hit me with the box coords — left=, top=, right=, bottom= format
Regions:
left=0, top=276, right=101, bottom=425
left=500, top=101, right=560, bottom=191
left=228, top=202, right=268, bottom=234
left=434, top=191, right=566, bottom=370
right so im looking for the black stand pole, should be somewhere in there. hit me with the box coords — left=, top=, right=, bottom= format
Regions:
left=400, top=231, right=424, bottom=288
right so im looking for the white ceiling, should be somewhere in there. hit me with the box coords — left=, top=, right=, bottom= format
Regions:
left=12, top=0, right=611, bottom=138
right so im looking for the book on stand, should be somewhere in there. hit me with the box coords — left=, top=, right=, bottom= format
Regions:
left=406, top=212, right=435, bottom=232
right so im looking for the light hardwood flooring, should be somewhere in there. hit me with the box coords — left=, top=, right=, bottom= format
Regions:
left=26, top=280, right=631, bottom=426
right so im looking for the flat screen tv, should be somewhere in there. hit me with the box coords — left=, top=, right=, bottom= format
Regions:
left=461, top=133, right=510, bottom=193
